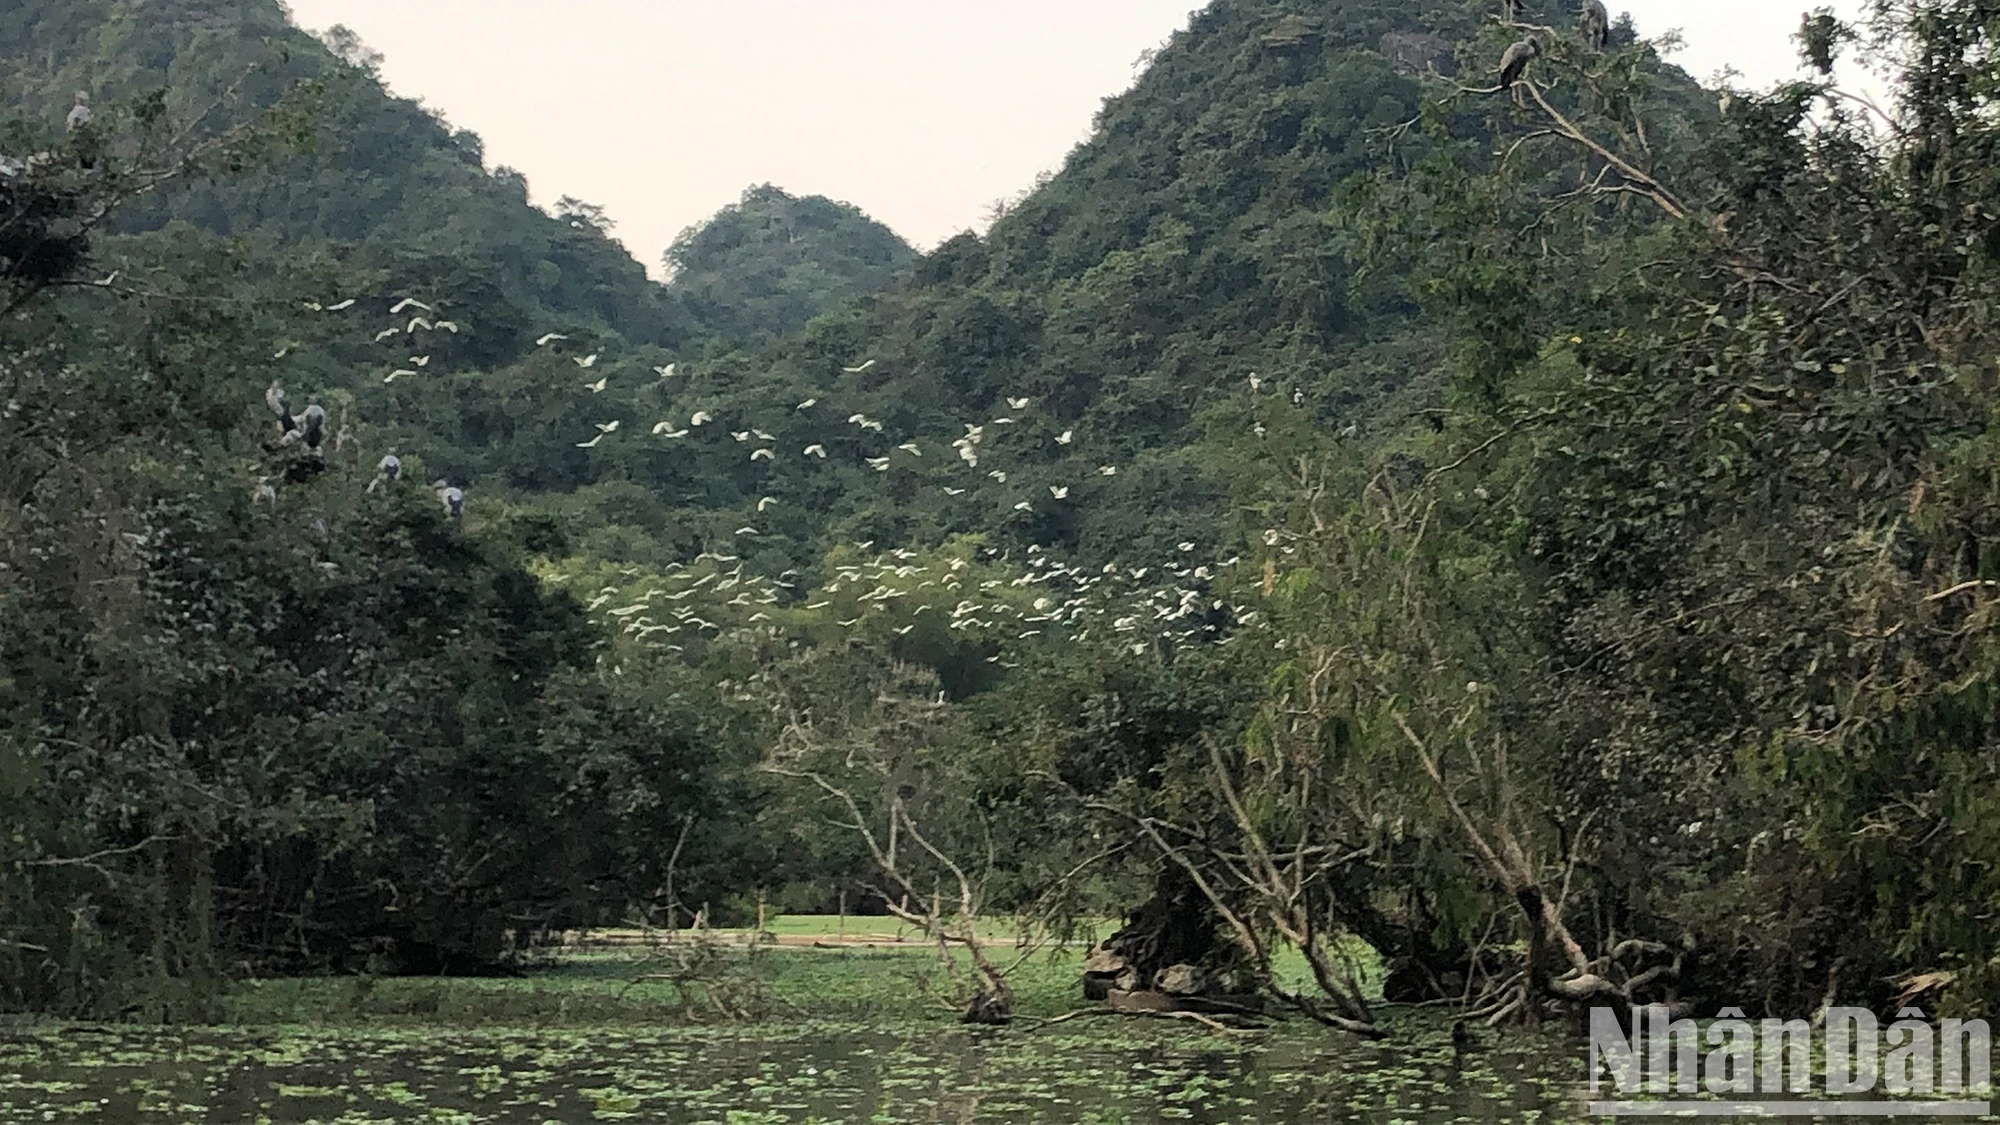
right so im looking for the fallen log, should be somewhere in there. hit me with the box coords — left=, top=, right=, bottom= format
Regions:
left=1030, top=1006, right=1269, bottom=1033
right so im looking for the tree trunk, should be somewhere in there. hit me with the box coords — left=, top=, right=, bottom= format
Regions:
left=1087, top=865, right=1226, bottom=998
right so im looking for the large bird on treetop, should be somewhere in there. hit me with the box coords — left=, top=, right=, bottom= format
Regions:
left=368, top=452, right=401, bottom=494
left=1499, top=36, right=1541, bottom=89
left=299, top=402, right=327, bottom=450
left=432, top=479, right=465, bottom=518
left=65, top=93, right=91, bottom=132
left=1580, top=0, right=1609, bottom=50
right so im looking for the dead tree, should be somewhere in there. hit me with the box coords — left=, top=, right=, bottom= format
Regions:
left=773, top=768, right=1017, bottom=1024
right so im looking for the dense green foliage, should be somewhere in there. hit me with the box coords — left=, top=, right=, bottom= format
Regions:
left=664, top=183, right=915, bottom=348
left=8, top=0, right=2000, bottom=1035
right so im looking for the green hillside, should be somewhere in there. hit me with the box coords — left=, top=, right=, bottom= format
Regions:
left=665, top=183, right=917, bottom=348
left=470, top=0, right=1704, bottom=573
left=1, top=0, right=690, bottom=350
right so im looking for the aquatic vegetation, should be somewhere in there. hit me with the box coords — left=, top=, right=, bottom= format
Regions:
left=7, top=988, right=1992, bottom=1124
left=0, top=1012, right=1586, bottom=1124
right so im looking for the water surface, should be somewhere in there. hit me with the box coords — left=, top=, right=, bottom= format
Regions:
left=1, top=1017, right=1993, bottom=1122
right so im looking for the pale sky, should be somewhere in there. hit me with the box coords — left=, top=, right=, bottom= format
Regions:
left=279, top=1, right=1876, bottom=279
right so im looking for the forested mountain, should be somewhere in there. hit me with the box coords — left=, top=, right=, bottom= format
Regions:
left=9, top=0, right=2000, bottom=1034
left=0, top=0, right=689, bottom=350
left=664, top=184, right=916, bottom=348
left=479, top=0, right=1693, bottom=573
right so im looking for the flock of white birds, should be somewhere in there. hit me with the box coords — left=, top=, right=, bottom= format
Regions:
left=268, top=295, right=1303, bottom=668
left=541, top=532, right=1278, bottom=672
left=541, top=326, right=1131, bottom=516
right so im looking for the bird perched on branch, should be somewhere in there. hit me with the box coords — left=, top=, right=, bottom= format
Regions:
left=368, top=452, right=401, bottom=493
left=1499, top=36, right=1541, bottom=89
left=265, top=383, right=298, bottom=442
left=432, top=479, right=465, bottom=518
left=299, top=402, right=326, bottom=450
left=65, top=93, right=98, bottom=169
left=1580, top=0, right=1609, bottom=50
